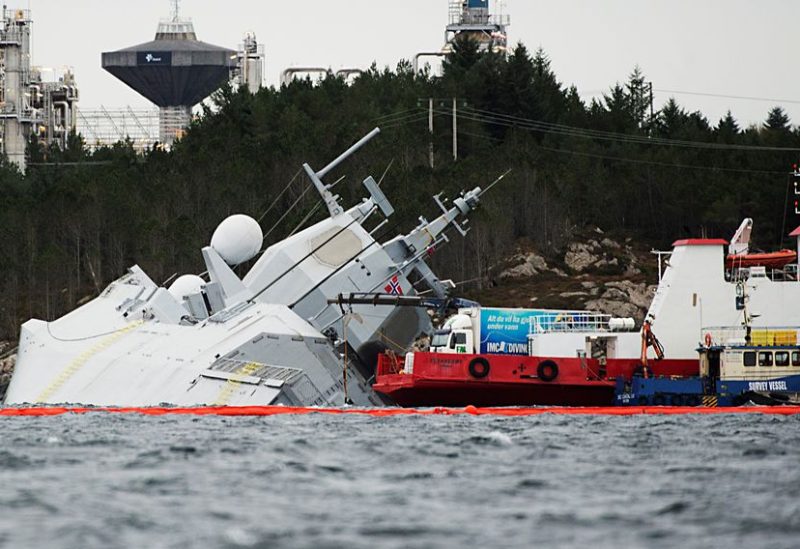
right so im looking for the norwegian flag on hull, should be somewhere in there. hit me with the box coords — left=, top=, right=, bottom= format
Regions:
left=384, top=275, right=404, bottom=296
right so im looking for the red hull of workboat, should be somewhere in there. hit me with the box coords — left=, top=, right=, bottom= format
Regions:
left=376, top=377, right=616, bottom=407
left=373, top=353, right=698, bottom=408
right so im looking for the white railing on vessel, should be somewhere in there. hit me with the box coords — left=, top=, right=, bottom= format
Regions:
left=728, top=264, right=798, bottom=283
left=702, top=326, right=800, bottom=348
left=530, top=311, right=613, bottom=334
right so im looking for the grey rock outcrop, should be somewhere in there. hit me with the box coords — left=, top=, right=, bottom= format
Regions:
left=565, top=242, right=601, bottom=273
left=586, top=281, right=656, bottom=322
left=499, top=251, right=550, bottom=279
left=0, top=342, right=15, bottom=401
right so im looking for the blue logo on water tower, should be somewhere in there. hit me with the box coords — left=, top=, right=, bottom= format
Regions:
left=137, top=51, right=171, bottom=66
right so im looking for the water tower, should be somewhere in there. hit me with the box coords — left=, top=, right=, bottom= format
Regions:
left=101, top=0, right=236, bottom=146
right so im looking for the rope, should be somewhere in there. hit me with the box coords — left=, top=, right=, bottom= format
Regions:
left=257, top=168, right=303, bottom=223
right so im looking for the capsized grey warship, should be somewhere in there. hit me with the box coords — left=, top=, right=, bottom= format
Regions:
left=5, top=129, right=492, bottom=407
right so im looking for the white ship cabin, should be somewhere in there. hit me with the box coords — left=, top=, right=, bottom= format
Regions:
left=526, top=311, right=641, bottom=361
left=700, top=326, right=800, bottom=381
left=646, top=230, right=800, bottom=361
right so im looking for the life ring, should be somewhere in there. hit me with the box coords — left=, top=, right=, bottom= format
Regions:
left=537, top=360, right=559, bottom=382
left=468, top=357, right=491, bottom=379
left=704, top=333, right=712, bottom=347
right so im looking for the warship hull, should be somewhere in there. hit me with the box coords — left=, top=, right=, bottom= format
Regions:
left=5, top=270, right=384, bottom=407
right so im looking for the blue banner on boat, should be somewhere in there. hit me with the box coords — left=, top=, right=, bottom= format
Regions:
left=479, top=309, right=582, bottom=355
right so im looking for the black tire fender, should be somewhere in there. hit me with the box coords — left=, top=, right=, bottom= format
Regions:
left=537, top=360, right=559, bottom=382
left=468, top=357, right=491, bottom=379
left=652, top=394, right=667, bottom=406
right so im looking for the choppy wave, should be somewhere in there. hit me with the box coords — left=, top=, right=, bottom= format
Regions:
left=0, top=413, right=798, bottom=548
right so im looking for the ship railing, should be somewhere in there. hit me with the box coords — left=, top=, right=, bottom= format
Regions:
left=702, top=326, right=800, bottom=348
left=728, top=264, right=798, bottom=283
left=530, top=311, right=614, bottom=334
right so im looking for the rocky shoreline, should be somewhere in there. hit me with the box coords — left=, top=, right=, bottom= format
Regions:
left=0, top=342, right=15, bottom=401
left=478, top=230, right=658, bottom=321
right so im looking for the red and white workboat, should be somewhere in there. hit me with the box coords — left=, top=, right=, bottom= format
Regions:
left=374, top=220, right=800, bottom=407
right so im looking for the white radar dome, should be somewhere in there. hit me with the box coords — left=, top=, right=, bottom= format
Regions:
left=210, top=214, right=263, bottom=266
left=168, top=275, right=206, bottom=301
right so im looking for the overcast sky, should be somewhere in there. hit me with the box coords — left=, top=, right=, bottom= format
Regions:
left=27, top=0, right=800, bottom=127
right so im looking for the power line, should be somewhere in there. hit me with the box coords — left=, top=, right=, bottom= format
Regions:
left=374, top=107, right=424, bottom=122
left=653, top=88, right=800, bottom=106
left=378, top=103, right=800, bottom=152
left=381, top=112, right=430, bottom=130
left=456, top=128, right=789, bottom=175
left=454, top=106, right=800, bottom=152
left=377, top=104, right=796, bottom=174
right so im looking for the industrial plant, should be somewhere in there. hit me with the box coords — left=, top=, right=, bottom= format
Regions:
left=0, top=0, right=266, bottom=162
left=0, top=7, right=79, bottom=171
left=446, top=0, right=510, bottom=53
left=414, top=0, right=511, bottom=74
left=0, top=0, right=508, bottom=162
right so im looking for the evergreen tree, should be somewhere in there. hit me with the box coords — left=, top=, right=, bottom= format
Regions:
left=715, top=111, right=740, bottom=142
left=530, top=47, right=564, bottom=122
left=600, top=83, right=636, bottom=132
left=765, top=106, right=791, bottom=132
left=442, top=35, right=483, bottom=79
left=625, top=65, right=651, bottom=131
left=654, top=98, right=688, bottom=138
left=500, top=42, right=536, bottom=117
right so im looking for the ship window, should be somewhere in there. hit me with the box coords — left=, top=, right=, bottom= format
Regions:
left=758, top=352, right=773, bottom=367
left=743, top=352, right=756, bottom=367
left=775, top=352, right=790, bottom=367
left=454, top=333, right=467, bottom=345
left=431, top=332, right=450, bottom=348
left=793, top=351, right=800, bottom=367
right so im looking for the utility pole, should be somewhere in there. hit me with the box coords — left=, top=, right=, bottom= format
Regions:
left=428, top=98, right=435, bottom=169
left=452, top=97, right=458, bottom=161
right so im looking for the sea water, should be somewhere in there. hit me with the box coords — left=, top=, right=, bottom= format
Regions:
left=0, top=413, right=798, bottom=548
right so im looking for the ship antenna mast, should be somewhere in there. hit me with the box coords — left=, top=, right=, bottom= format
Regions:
left=170, top=0, right=180, bottom=21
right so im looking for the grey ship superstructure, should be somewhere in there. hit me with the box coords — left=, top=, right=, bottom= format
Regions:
left=5, top=129, right=489, bottom=407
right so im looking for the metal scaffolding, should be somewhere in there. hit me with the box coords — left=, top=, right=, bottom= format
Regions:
left=76, top=107, right=160, bottom=151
